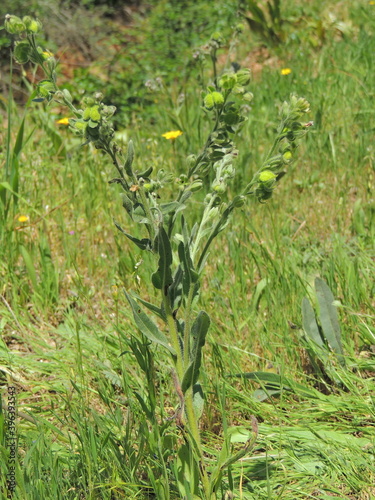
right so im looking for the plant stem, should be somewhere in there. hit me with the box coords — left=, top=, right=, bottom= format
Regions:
left=191, top=194, right=217, bottom=263
left=183, top=283, right=196, bottom=369
left=184, top=388, right=211, bottom=498
left=263, top=119, right=286, bottom=163
left=196, top=200, right=235, bottom=272
left=163, top=295, right=184, bottom=380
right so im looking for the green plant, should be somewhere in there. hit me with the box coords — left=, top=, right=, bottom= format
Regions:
left=301, top=277, right=346, bottom=385
left=3, top=13, right=312, bottom=499
left=239, top=0, right=285, bottom=46
left=0, top=60, right=25, bottom=228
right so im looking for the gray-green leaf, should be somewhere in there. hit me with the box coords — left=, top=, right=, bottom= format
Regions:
left=315, top=278, right=345, bottom=366
left=124, top=291, right=175, bottom=354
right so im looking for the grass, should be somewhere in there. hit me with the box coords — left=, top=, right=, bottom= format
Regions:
left=1, top=0, right=375, bottom=498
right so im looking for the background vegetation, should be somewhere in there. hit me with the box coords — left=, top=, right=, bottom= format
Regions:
left=1, top=0, right=374, bottom=498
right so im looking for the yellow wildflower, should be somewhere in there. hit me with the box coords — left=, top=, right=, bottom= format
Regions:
left=161, top=130, right=183, bottom=140
left=56, top=117, right=70, bottom=125
left=42, top=50, right=54, bottom=58
left=18, top=215, right=29, bottom=222
left=281, top=68, right=292, bottom=76
left=369, top=1, right=375, bottom=4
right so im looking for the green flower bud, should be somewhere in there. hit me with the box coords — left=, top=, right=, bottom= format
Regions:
left=45, top=56, right=57, bottom=73
left=296, top=97, right=310, bottom=113
left=189, top=179, right=203, bottom=192
left=266, top=155, right=283, bottom=169
left=219, top=73, right=237, bottom=90
left=211, top=31, right=223, bottom=43
left=223, top=164, right=235, bottom=177
left=101, top=105, right=116, bottom=118
left=89, top=105, right=101, bottom=122
left=83, top=107, right=91, bottom=120
left=143, top=183, right=154, bottom=193
left=242, top=92, right=254, bottom=102
left=83, top=97, right=96, bottom=106
left=28, top=47, right=44, bottom=65
left=23, top=16, right=42, bottom=33
left=232, top=195, right=246, bottom=207
left=186, top=154, right=197, bottom=170
left=204, top=93, right=214, bottom=109
left=62, top=89, right=73, bottom=103
left=212, top=180, right=226, bottom=194
left=207, top=206, right=219, bottom=221
left=211, top=91, right=224, bottom=106
left=236, top=68, right=251, bottom=86
left=255, top=186, right=273, bottom=203
left=204, top=193, right=213, bottom=205
left=259, top=170, right=276, bottom=183
left=235, top=23, right=245, bottom=33
left=4, top=14, right=25, bottom=35
left=72, top=120, right=87, bottom=131
left=282, top=150, right=293, bottom=163
left=232, top=85, right=246, bottom=96
left=13, top=41, right=30, bottom=64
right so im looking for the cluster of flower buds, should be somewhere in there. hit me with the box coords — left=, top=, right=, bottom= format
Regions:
left=195, top=64, right=253, bottom=184
left=210, top=152, right=236, bottom=196
left=218, top=68, right=253, bottom=102
left=254, top=94, right=311, bottom=202
left=4, top=14, right=58, bottom=99
left=4, top=14, right=55, bottom=71
left=255, top=170, right=277, bottom=202
left=4, top=14, right=42, bottom=35
left=69, top=94, right=116, bottom=149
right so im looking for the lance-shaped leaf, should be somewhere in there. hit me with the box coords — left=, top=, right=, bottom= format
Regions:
left=192, top=383, right=204, bottom=419
left=152, top=226, right=173, bottom=295
left=159, top=201, right=184, bottom=215
left=315, top=278, right=345, bottom=367
left=124, top=140, right=134, bottom=176
left=177, top=218, right=200, bottom=299
left=181, top=311, right=210, bottom=393
left=132, top=203, right=150, bottom=224
left=175, top=443, right=200, bottom=499
left=168, top=265, right=184, bottom=311
left=301, top=295, right=330, bottom=376
left=113, top=219, right=151, bottom=251
left=129, top=292, right=166, bottom=322
left=121, top=193, right=134, bottom=218
left=178, top=241, right=196, bottom=296
left=124, top=291, right=175, bottom=355
left=302, top=297, right=324, bottom=347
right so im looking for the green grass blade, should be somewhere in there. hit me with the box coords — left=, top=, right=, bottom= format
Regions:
left=19, top=245, right=38, bottom=292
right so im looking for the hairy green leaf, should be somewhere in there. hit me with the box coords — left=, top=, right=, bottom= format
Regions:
left=302, top=296, right=324, bottom=347
left=124, top=291, right=175, bottom=354
left=315, top=278, right=345, bottom=366
left=181, top=311, right=210, bottom=393
left=114, top=220, right=151, bottom=250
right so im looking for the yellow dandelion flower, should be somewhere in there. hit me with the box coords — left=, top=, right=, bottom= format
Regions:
left=18, top=215, right=29, bottom=222
left=56, top=117, right=70, bottom=125
left=161, top=130, right=183, bottom=140
left=369, top=1, right=375, bottom=5
left=281, top=68, right=292, bottom=76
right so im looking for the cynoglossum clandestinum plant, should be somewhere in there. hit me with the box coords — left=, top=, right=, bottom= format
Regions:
left=5, top=15, right=312, bottom=499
